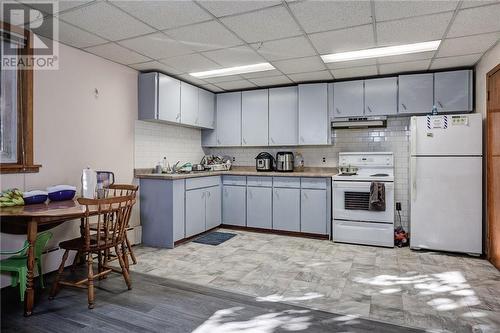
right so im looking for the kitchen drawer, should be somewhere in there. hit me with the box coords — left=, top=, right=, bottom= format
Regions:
left=185, top=176, right=220, bottom=190
left=333, top=220, right=393, bottom=248
left=222, top=175, right=246, bottom=186
left=273, top=177, right=300, bottom=188
left=301, top=177, right=327, bottom=189
left=247, top=176, right=273, bottom=187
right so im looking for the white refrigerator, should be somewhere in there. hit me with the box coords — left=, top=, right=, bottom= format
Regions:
left=410, top=113, right=483, bottom=255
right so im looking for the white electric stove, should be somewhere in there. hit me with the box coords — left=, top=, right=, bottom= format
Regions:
left=332, top=152, right=395, bottom=248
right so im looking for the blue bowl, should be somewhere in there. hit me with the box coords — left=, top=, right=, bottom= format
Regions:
left=24, top=194, right=48, bottom=205
left=48, top=190, right=76, bottom=202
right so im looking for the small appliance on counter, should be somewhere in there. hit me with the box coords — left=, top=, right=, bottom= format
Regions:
left=275, top=152, right=294, bottom=172
left=255, top=152, right=274, bottom=171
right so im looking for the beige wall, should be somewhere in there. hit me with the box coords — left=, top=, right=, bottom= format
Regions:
left=0, top=42, right=138, bottom=287
left=475, top=42, right=500, bottom=117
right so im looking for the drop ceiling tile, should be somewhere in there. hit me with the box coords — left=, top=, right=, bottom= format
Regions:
left=288, top=70, right=333, bottom=82
left=272, top=56, right=326, bottom=74
left=129, top=61, right=183, bottom=75
left=377, top=51, right=436, bottom=64
left=331, top=66, right=378, bottom=79
left=377, top=12, right=453, bottom=45
left=378, top=59, right=431, bottom=74
left=248, top=75, right=293, bottom=86
left=159, top=54, right=220, bottom=73
left=288, top=0, right=372, bottom=33
left=240, top=69, right=283, bottom=79
left=56, top=20, right=107, bottom=48
left=461, top=1, right=499, bottom=9
left=201, top=84, right=224, bottom=92
left=374, top=0, right=458, bottom=22
left=84, top=42, right=150, bottom=65
left=220, top=6, right=302, bottom=43
left=165, top=20, right=241, bottom=52
left=203, top=75, right=245, bottom=83
left=197, top=0, right=281, bottom=17
left=250, top=36, right=317, bottom=61
left=111, top=1, right=211, bottom=30
left=118, top=32, right=194, bottom=59
left=326, top=58, right=377, bottom=70
left=430, top=53, right=482, bottom=69
left=438, top=32, right=500, bottom=57
left=310, top=24, right=375, bottom=54
left=202, top=45, right=265, bottom=67
left=26, top=1, right=94, bottom=14
left=447, top=4, right=500, bottom=37
left=59, top=1, right=155, bottom=41
left=177, top=74, right=207, bottom=86
left=215, top=80, right=257, bottom=90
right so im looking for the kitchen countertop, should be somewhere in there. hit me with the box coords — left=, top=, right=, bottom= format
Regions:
left=134, top=166, right=339, bottom=180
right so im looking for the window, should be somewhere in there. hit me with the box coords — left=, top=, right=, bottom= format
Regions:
left=0, top=21, right=40, bottom=173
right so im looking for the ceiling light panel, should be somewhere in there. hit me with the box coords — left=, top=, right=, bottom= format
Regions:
left=190, top=63, right=275, bottom=79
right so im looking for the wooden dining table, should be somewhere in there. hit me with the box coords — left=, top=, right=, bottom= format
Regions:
left=0, top=199, right=104, bottom=316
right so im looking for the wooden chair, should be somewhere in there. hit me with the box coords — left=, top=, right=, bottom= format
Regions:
left=50, top=195, right=135, bottom=309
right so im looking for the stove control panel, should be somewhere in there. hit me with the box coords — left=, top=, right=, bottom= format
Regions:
left=338, top=152, right=394, bottom=167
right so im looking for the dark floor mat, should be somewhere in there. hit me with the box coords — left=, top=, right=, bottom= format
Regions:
left=193, top=231, right=236, bottom=245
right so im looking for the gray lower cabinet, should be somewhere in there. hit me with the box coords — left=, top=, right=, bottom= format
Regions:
left=273, top=187, right=300, bottom=232
left=298, top=83, right=329, bottom=145
left=269, top=86, right=298, bottom=146
left=247, top=186, right=272, bottom=229
left=300, top=189, right=327, bottom=234
left=398, top=73, right=433, bottom=114
left=364, top=77, right=397, bottom=116
left=222, top=185, right=246, bottom=226
left=332, top=80, right=364, bottom=118
left=217, top=92, right=242, bottom=146
left=434, top=70, right=473, bottom=113
left=242, top=89, right=269, bottom=146
left=185, top=188, right=206, bottom=238
left=206, top=185, right=221, bottom=230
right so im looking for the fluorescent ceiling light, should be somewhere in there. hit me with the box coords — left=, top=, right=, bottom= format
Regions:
left=321, top=40, right=441, bottom=63
left=190, top=62, right=275, bottom=79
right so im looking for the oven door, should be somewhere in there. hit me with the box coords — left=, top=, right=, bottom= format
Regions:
left=332, top=181, right=394, bottom=223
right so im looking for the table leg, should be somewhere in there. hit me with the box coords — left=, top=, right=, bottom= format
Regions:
left=24, top=220, right=37, bottom=317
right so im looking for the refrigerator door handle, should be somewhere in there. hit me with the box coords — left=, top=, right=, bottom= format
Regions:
left=411, top=157, right=417, bottom=201
left=410, top=116, right=417, bottom=156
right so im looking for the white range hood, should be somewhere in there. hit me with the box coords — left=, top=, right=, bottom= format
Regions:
left=332, top=116, right=387, bottom=129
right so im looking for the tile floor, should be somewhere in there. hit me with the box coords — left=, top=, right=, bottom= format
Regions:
left=129, top=229, right=500, bottom=333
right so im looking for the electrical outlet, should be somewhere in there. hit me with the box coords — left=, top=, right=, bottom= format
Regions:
left=232, top=157, right=236, bottom=162
left=322, top=157, right=326, bottom=163
left=396, top=202, right=401, bottom=211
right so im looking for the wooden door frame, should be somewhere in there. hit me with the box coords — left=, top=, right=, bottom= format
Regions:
left=486, top=62, right=500, bottom=267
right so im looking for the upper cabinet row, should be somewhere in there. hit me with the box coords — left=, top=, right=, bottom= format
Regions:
left=139, top=72, right=215, bottom=129
left=332, top=69, right=473, bottom=118
left=202, top=84, right=330, bottom=147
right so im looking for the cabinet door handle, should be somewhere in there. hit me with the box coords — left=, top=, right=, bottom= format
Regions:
left=224, top=188, right=228, bottom=196
left=303, top=192, right=308, bottom=199
left=242, top=138, right=247, bottom=144
left=300, top=136, right=304, bottom=143
left=336, top=107, right=340, bottom=114
left=217, top=139, right=221, bottom=144
left=202, top=192, right=205, bottom=198
left=195, top=117, right=199, bottom=124
left=270, top=137, right=275, bottom=144
left=176, top=113, right=181, bottom=120
left=207, top=191, right=211, bottom=198
left=248, top=189, right=252, bottom=199
left=274, top=190, right=279, bottom=199
left=401, top=103, right=407, bottom=110
left=367, top=106, right=372, bottom=113
left=437, top=101, right=443, bottom=108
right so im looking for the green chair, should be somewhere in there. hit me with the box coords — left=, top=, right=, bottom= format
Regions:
left=0, top=231, right=53, bottom=301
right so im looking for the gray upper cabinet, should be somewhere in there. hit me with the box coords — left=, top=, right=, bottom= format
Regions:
left=364, top=77, right=398, bottom=116
left=242, top=89, right=269, bottom=146
left=205, top=186, right=221, bottom=230
left=222, top=185, right=246, bottom=227
left=138, top=72, right=180, bottom=123
left=180, top=81, right=198, bottom=126
left=273, top=187, right=300, bottom=232
left=301, top=189, right=327, bottom=235
left=216, top=92, right=242, bottom=146
left=158, top=73, right=181, bottom=123
left=298, top=83, right=329, bottom=145
left=185, top=189, right=206, bottom=238
left=269, top=86, right=298, bottom=146
left=198, top=89, right=215, bottom=129
left=398, top=73, right=433, bottom=114
left=247, top=187, right=272, bottom=229
left=333, top=80, right=364, bottom=118
left=434, top=70, right=473, bottom=113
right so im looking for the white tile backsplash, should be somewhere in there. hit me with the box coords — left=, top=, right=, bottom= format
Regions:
left=206, top=117, right=411, bottom=229
left=134, top=120, right=205, bottom=168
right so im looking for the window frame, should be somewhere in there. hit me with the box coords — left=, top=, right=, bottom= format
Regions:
left=0, top=21, right=40, bottom=174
